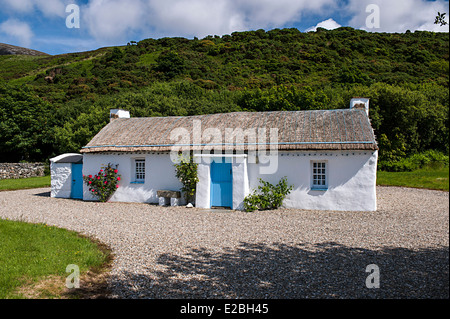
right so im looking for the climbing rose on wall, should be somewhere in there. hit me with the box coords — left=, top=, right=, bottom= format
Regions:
left=83, top=163, right=121, bottom=202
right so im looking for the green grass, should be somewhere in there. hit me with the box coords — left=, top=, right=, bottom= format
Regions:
left=377, top=167, right=449, bottom=191
left=0, top=219, right=110, bottom=298
left=0, top=55, right=44, bottom=80
left=137, top=51, right=160, bottom=67
left=0, top=176, right=51, bottom=191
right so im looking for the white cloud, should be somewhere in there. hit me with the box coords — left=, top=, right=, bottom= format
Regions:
left=306, top=18, right=342, bottom=32
left=78, top=0, right=337, bottom=42
left=74, top=0, right=449, bottom=42
left=345, top=0, right=449, bottom=33
left=2, top=0, right=447, bottom=54
left=146, top=0, right=237, bottom=37
left=0, top=0, right=66, bottom=17
left=35, top=0, right=66, bottom=18
left=0, top=0, right=33, bottom=13
left=0, top=18, right=33, bottom=47
left=221, top=0, right=337, bottom=30
left=147, top=0, right=337, bottom=37
left=81, top=0, right=149, bottom=42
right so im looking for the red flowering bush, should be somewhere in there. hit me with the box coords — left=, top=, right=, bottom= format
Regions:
left=83, top=163, right=121, bottom=202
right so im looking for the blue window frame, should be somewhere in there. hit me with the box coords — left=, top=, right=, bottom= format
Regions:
left=134, top=159, right=145, bottom=183
left=311, top=161, right=327, bottom=190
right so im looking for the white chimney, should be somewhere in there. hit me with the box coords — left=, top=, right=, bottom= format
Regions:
left=110, top=109, right=130, bottom=121
left=350, top=97, right=370, bottom=116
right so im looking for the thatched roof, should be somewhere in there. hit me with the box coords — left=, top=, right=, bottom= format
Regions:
left=80, top=109, right=378, bottom=153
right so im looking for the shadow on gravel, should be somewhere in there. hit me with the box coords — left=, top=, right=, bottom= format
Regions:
left=110, top=242, right=449, bottom=299
left=33, top=191, right=50, bottom=197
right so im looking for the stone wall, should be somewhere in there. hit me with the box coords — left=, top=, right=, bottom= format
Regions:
left=0, top=163, right=46, bottom=180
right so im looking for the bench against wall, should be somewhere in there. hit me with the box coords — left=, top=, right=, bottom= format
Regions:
left=157, top=190, right=182, bottom=206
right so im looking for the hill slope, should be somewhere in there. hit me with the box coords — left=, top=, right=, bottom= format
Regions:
left=0, top=27, right=448, bottom=165
left=0, top=43, right=49, bottom=56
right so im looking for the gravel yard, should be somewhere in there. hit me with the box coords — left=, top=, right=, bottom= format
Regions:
left=0, top=186, right=448, bottom=299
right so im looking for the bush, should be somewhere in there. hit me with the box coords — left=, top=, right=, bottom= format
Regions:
left=83, top=163, right=121, bottom=202
left=154, top=51, right=185, bottom=79
left=378, top=150, right=449, bottom=172
left=174, top=155, right=199, bottom=204
left=244, top=177, right=293, bottom=212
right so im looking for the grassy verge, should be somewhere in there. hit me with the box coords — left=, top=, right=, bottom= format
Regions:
left=377, top=167, right=449, bottom=191
left=0, top=218, right=111, bottom=299
left=0, top=176, right=51, bottom=191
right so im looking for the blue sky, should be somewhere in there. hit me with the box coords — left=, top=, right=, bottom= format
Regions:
left=0, top=0, right=448, bottom=55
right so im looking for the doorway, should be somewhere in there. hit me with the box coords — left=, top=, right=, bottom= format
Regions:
left=210, top=160, right=232, bottom=208
left=71, top=163, right=83, bottom=199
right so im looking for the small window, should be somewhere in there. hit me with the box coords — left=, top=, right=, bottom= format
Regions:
left=134, top=159, right=145, bottom=183
left=311, top=161, right=327, bottom=190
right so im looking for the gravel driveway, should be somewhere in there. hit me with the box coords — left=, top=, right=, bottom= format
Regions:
left=0, top=186, right=448, bottom=299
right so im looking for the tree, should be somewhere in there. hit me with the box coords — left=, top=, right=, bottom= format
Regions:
left=154, top=51, right=186, bottom=79
left=53, top=106, right=108, bottom=155
left=0, top=85, right=56, bottom=162
left=435, top=12, right=448, bottom=26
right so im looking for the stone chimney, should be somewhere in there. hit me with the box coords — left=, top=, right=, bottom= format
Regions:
left=350, top=97, right=370, bottom=116
left=110, top=109, right=130, bottom=122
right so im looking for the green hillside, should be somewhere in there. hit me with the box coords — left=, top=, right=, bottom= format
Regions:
left=0, top=27, right=448, bottom=169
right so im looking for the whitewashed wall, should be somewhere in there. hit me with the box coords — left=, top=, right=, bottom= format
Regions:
left=195, top=150, right=377, bottom=211
left=82, top=153, right=184, bottom=203
left=247, top=150, right=378, bottom=211
left=83, top=150, right=378, bottom=211
left=50, top=162, right=72, bottom=198
left=195, top=160, right=210, bottom=208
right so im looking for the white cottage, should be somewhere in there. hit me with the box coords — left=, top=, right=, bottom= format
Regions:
left=80, top=99, right=378, bottom=211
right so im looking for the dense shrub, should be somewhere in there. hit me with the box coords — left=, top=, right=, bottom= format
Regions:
left=154, top=51, right=186, bottom=79
left=244, top=177, right=294, bottom=212
left=378, top=150, right=449, bottom=172
left=174, top=155, right=199, bottom=204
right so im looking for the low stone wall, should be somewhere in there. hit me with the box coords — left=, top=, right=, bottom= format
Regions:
left=0, top=163, right=46, bottom=180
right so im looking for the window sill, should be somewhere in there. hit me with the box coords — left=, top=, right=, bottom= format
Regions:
left=311, top=188, right=328, bottom=191
left=131, top=181, right=145, bottom=184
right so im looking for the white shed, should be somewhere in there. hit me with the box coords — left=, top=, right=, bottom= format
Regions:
left=50, top=153, right=83, bottom=199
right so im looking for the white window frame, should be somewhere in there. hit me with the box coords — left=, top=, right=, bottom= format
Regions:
left=134, top=158, right=146, bottom=183
left=311, top=161, right=328, bottom=190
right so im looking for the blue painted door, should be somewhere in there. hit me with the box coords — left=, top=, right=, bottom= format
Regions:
left=71, top=163, right=83, bottom=199
left=210, top=160, right=232, bottom=208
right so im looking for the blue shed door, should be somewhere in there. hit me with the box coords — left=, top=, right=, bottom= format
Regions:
left=210, top=160, right=232, bottom=208
left=71, top=163, right=83, bottom=199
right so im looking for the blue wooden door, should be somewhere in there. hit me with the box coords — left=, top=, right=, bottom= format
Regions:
left=210, top=160, right=232, bottom=208
left=71, top=163, right=83, bottom=199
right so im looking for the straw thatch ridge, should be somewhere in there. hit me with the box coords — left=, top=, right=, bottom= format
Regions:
left=80, top=109, right=378, bottom=153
